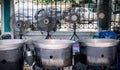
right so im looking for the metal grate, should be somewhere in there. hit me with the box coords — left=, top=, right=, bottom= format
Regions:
left=14, top=0, right=98, bottom=32
left=12, top=0, right=120, bottom=39
left=10, top=0, right=120, bottom=30
left=111, top=0, right=120, bottom=30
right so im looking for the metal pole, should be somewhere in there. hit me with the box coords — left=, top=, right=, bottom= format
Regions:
left=97, top=0, right=112, bottom=31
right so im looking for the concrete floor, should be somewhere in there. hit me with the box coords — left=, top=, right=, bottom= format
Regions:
left=30, top=62, right=117, bottom=70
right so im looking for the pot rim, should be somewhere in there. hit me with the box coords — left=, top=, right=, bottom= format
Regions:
left=33, top=39, right=74, bottom=49
left=78, top=39, right=119, bottom=47
left=0, top=39, right=26, bottom=50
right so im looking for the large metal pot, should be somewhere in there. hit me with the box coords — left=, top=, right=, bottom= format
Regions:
left=33, top=39, right=73, bottom=67
left=78, top=39, right=119, bottom=66
left=0, top=39, right=25, bottom=70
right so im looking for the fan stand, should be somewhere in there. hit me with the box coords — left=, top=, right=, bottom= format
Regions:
left=46, top=31, right=52, bottom=39
left=19, top=34, right=23, bottom=39
left=70, top=22, right=79, bottom=40
left=19, top=29, right=23, bottom=39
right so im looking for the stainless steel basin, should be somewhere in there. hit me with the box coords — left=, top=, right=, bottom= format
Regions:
left=0, top=39, right=25, bottom=50
left=33, top=39, right=73, bottom=67
left=0, top=39, right=26, bottom=70
left=78, top=39, right=119, bottom=66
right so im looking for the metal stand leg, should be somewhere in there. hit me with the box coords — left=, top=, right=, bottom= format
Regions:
left=70, top=23, right=79, bottom=40
left=46, top=32, right=52, bottom=39
left=70, top=32, right=79, bottom=40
